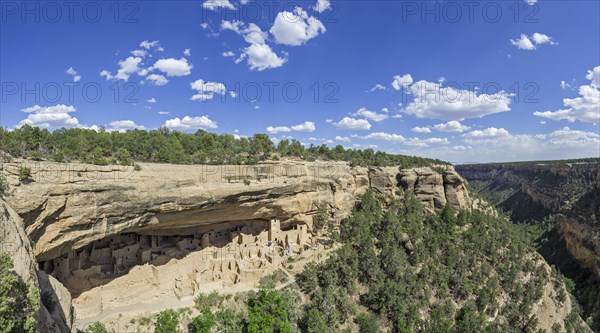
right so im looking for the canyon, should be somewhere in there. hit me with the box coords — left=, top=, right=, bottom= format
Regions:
left=456, top=161, right=600, bottom=278
left=456, top=160, right=600, bottom=329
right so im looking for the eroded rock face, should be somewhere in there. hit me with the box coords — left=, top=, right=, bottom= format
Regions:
left=1, top=160, right=589, bottom=330
left=0, top=199, right=72, bottom=333
left=530, top=255, right=591, bottom=333
left=560, top=217, right=600, bottom=278
left=456, top=162, right=600, bottom=213
left=2, top=161, right=473, bottom=263
left=398, top=166, right=471, bottom=211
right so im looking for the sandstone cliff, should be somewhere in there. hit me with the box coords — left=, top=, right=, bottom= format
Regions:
left=2, top=160, right=472, bottom=263
left=0, top=199, right=72, bottom=333
left=0, top=160, right=475, bottom=328
left=456, top=162, right=599, bottom=213
left=558, top=184, right=600, bottom=279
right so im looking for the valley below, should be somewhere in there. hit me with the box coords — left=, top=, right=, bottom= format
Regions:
left=457, top=160, right=600, bottom=331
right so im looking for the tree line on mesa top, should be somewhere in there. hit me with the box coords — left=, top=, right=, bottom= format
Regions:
left=0, top=125, right=446, bottom=168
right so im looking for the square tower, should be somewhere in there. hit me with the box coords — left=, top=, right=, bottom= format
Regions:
left=268, top=218, right=281, bottom=241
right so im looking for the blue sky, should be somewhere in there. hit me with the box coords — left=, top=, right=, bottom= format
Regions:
left=1, top=0, right=599, bottom=163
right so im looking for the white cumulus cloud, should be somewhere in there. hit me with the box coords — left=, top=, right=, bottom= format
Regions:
left=202, top=0, right=235, bottom=11
left=222, top=21, right=287, bottom=71
left=463, top=127, right=510, bottom=139
left=312, top=0, right=331, bottom=12
left=404, top=137, right=450, bottom=147
left=587, top=65, right=600, bottom=88
left=270, top=7, right=326, bottom=46
left=266, top=126, right=291, bottom=134
left=392, top=74, right=414, bottom=91
left=433, top=120, right=470, bottom=133
left=402, top=79, right=511, bottom=121
left=411, top=126, right=431, bottom=133
left=146, top=74, right=169, bottom=86
left=190, top=79, right=227, bottom=101
left=19, top=104, right=79, bottom=129
left=353, top=107, right=389, bottom=122
left=361, top=132, right=405, bottom=143
left=153, top=58, right=193, bottom=77
left=333, top=117, right=372, bottom=130
left=510, top=32, right=556, bottom=50
left=139, top=40, right=161, bottom=50
left=291, top=121, right=316, bottom=132
left=534, top=66, right=600, bottom=123
left=335, top=136, right=351, bottom=142
left=108, top=120, right=145, bottom=131
left=164, top=116, right=218, bottom=131
left=66, top=67, right=81, bottom=82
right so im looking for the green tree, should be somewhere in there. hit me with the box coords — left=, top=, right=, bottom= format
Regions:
left=0, top=175, right=8, bottom=197
left=0, top=253, right=38, bottom=333
left=301, top=306, right=329, bottom=333
left=277, top=139, right=290, bottom=155
left=249, top=134, right=273, bottom=155
left=246, top=289, right=294, bottom=333
left=313, top=206, right=329, bottom=231
left=154, top=309, right=180, bottom=333
left=440, top=203, right=456, bottom=230
left=355, top=312, right=380, bottom=333
left=189, top=309, right=215, bottom=333
left=18, top=167, right=31, bottom=182
left=81, top=322, right=114, bottom=333
left=215, top=309, right=244, bottom=332
left=114, top=147, right=132, bottom=166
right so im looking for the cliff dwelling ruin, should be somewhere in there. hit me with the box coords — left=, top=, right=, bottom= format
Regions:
left=39, top=219, right=313, bottom=295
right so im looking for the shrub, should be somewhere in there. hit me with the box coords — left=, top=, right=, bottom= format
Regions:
left=300, top=306, right=328, bottom=333
left=0, top=253, right=39, bottom=333
left=215, top=309, right=244, bottom=332
left=246, top=288, right=294, bottom=333
left=355, top=313, right=380, bottom=333
left=563, top=277, right=576, bottom=294
left=431, top=165, right=447, bottom=175
left=194, top=291, right=224, bottom=311
left=0, top=175, right=8, bottom=197
left=440, top=203, right=456, bottom=230
left=133, top=164, right=142, bottom=171
left=313, top=206, right=329, bottom=231
left=41, top=291, right=56, bottom=313
left=27, top=151, right=43, bottom=161
left=18, top=166, right=32, bottom=182
left=258, top=269, right=289, bottom=288
left=154, top=309, right=180, bottom=333
left=189, top=309, right=215, bottom=333
left=51, top=151, right=64, bottom=162
left=81, top=322, right=114, bottom=333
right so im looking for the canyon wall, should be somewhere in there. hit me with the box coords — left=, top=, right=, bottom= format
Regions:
left=0, top=199, right=72, bottom=333
left=456, top=161, right=600, bottom=280
left=2, top=160, right=473, bottom=263
left=0, top=159, right=476, bottom=328
left=456, top=162, right=599, bottom=213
